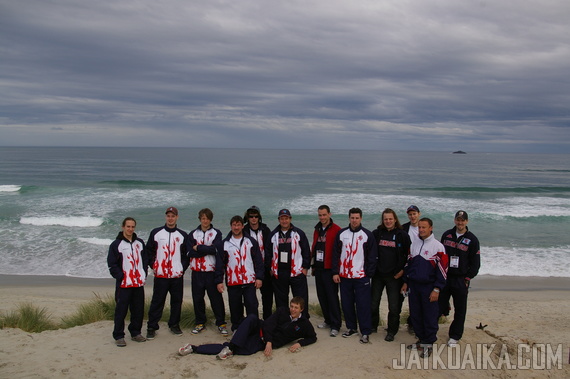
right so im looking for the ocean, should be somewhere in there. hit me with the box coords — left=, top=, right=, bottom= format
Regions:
left=0, top=147, right=569, bottom=278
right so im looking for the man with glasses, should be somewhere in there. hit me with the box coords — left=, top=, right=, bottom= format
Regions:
left=243, top=206, right=273, bottom=320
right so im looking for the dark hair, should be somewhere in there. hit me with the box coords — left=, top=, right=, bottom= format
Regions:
left=379, top=208, right=402, bottom=230
left=290, top=296, right=305, bottom=310
left=230, top=215, right=244, bottom=225
left=244, top=207, right=262, bottom=222
left=419, top=217, right=433, bottom=227
left=318, top=205, right=331, bottom=213
left=122, top=217, right=136, bottom=227
left=348, top=207, right=362, bottom=217
left=198, top=208, right=214, bottom=221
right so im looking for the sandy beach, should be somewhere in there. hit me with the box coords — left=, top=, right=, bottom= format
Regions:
left=1, top=274, right=569, bottom=378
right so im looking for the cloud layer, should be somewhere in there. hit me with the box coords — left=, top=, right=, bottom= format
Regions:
left=1, top=0, right=569, bottom=152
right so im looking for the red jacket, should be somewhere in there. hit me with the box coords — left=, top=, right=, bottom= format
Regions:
left=311, top=220, right=341, bottom=270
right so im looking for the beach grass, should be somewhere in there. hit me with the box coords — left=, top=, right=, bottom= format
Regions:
left=0, top=303, right=58, bottom=332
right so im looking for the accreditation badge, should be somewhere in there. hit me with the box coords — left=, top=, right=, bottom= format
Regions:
left=450, top=255, right=459, bottom=268
left=316, top=250, right=324, bottom=262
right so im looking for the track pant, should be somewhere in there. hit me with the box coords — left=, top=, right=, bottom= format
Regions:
left=439, top=276, right=469, bottom=340
left=113, top=284, right=145, bottom=340
left=194, top=314, right=265, bottom=356
left=272, top=269, right=309, bottom=319
left=371, top=272, right=403, bottom=335
left=408, top=280, right=439, bottom=345
left=191, top=270, right=226, bottom=326
left=228, top=283, right=259, bottom=331
left=147, top=276, right=184, bottom=330
left=340, top=276, right=372, bottom=335
left=314, top=268, right=341, bottom=330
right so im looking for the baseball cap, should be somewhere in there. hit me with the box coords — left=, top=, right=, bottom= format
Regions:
left=165, top=206, right=178, bottom=215
left=407, top=205, right=420, bottom=213
left=455, top=210, right=468, bottom=220
left=278, top=209, right=292, bottom=217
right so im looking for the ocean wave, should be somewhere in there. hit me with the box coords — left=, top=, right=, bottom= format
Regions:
left=412, top=186, right=570, bottom=193
left=20, top=216, right=104, bottom=227
left=479, top=246, right=570, bottom=277
left=78, top=237, right=114, bottom=246
left=0, top=185, right=21, bottom=192
left=99, top=180, right=174, bottom=186
left=282, top=193, right=570, bottom=219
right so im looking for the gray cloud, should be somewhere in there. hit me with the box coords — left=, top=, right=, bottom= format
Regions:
left=1, top=0, right=569, bottom=152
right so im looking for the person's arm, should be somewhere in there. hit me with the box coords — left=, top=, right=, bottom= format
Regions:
left=107, top=241, right=123, bottom=281
left=180, top=231, right=190, bottom=272
left=332, top=230, right=342, bottom=283
left=299, top=230, right=311, bottom=275
left=365, top=231, right=377, bottom=278
left=251, top=238, right=264, bottom=282
left=432, top=247, right=448, bottom=301
left=466, top=234, right=481, bottom=282
left=145, top=229, right=158, bottom=270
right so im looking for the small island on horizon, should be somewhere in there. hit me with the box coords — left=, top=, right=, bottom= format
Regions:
left=452, top=150, right=467, bottom=154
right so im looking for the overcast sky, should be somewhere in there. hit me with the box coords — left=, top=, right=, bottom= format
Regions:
left=1, top=0, right=569, bottom=152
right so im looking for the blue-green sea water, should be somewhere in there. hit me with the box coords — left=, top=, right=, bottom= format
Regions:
left=0, top=147, right=569, bottom=278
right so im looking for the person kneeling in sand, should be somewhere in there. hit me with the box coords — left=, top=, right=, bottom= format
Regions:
left=178, top=296, right=316, bottom=359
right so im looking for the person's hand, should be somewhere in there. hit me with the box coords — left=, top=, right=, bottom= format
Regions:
left=302, top=268, right=308, bottom=276
left=400, top=283, right=408, bottom=293
left=255, top=279, right=263, bottom=289
left=289, top=343, right=301, bottom=353
left=394, top=270, right=403, bottom=279
left=216, top=283, right=224, bottom=293
left=333, top=275, right=341, bottom=284
left=429, top=289, right=439, bottom=302
left=264, top=342, right=273, bottom=357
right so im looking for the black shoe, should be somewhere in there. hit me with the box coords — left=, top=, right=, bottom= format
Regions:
left=146, top=328, right=156, bottom=340
left=170, top=325, right=183, bottom=335
left=342, top=329, right=358, bottom=338
left=420, top=347, right=433, bottom=358
left=384, top=333, right=395, bottom=342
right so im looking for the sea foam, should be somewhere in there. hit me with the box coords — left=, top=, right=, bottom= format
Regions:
left=0, top=185, right=21, bottom=192
left=20, top=216, right=104, bottom=227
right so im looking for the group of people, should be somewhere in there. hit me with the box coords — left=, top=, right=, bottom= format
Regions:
left=107, top=204, right=480, bottom=359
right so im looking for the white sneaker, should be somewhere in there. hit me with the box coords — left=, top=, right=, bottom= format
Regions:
left=447, top=338, right=459, bottom=347
left=330, top=329, right=339, bottom=337
left=178, top=343, right=193, bottom=356
left=216, top=346, right=234, bottom=360
left=317, top=322, right=329, bottom=329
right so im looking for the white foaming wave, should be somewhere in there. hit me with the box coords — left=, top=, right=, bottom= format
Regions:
left=20, top=216, right=104, bottom=227
left=30, top=189, right=199, bottom=217
left=282, top=193, right=570, bottom=219
left=0, top=185, right=21, bottom=192
left=78, top=237, right=113, bottom=246
left=479, top=246, right=570, bottom=277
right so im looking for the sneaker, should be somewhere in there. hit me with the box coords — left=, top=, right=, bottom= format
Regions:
left=146, top=328, right=156, bottom=340
left=407, top=324, right=415, bottom=335
left=330, top=329, right=339, bottom=337
left=384, top=333, right=395, bottom=342
left=115, top=338, right=126, bottom=347
left=170, top=325, right=183, bottom=336
left=191, top=324, right=205, bottom=334
left=218, top=324, right=229, bottom=336
left=131, top=334, right=147, bottom=342
left=342, top=329, right=358, bottom=338
left=407, top=342, right=421, bottom=350
left=317, top=322, right=330, bottom=329
left=359, top=334, right=369, bottom=344
left=178, top=343, right=194, bottom=356
left=216, top=346, right=234, bottom=360
left=447, top=338, right=459, bottom=347
left=420, top=346, right=433, bottom=358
